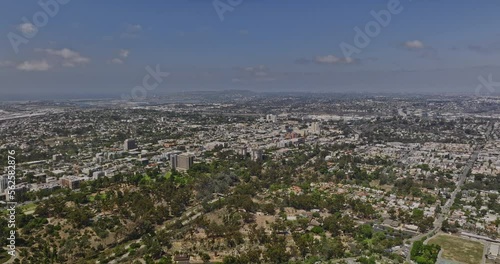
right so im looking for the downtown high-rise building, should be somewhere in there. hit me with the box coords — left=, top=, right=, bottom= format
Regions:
left=171, top=153, right=194, bottom=171
left=124, top=139, right=137, bottom=151
left=0, top=175, right=8, bottom=194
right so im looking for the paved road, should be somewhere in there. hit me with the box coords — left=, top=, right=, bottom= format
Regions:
left=481, top=241, right=490, bottom=264
left=406, top=122, right=494, bottom=263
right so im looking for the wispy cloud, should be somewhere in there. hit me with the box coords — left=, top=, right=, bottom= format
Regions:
left=295, top=55, right=358, bottom=65
left=314, top=55, right=356, bottom=64
left=109, top=49, right=130, bottom=64
left=121, top=24, right=142, bottom=38
left=233, top=65, right=276, bottom=82
left=38, top=48, right=90, bottom=67
left=401, top=40, right=439, bottom=60
left=109, top=58, right=124, bottom=64
left=17, top=22, right=37, bottom=35
left=17, top=60, right=50, bottom=71
left=402, top=40, right=425, bottom=49
left=119, top=49, right=130, bottom=58
left=243, top=65, right=267, bottom=72
left=127, top=24, right=142, bottom=32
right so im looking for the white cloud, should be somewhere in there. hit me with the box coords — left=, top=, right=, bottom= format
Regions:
left=256, top=77, right=276, bottom=82
left=40, top=48, right=90, bottom=66
left=403, top=40, right=424, bottom=49
left=255, top=71, right=268, bottom=77
left=17, top=60, right=50, bottom=71
left=314, top=55, right=356, bottom=64
left=44, top=48, right=86, bottom=61
left=122, top=24, right=142, bottom=38
left=109, top=58, right=124, bottom=64
left=244, top=65, right=267, bottom=72
left=109, top=49, right=130, bottom=65
left=18, top=23, right=37, bottom=35
left=234, top=65, right=277, bottom=83
left=119, top=49, right=130, bottom=58
left=401, top=40, right=438, bottom=59
left=127, top=24, right=142, bottom=32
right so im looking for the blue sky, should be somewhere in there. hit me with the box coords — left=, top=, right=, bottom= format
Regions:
left=1, top=0, right=500, bottom=99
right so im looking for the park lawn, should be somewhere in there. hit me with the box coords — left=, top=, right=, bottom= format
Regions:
left=428, top=234, right=484, bottom=264
left=20, top=203, right=37, bottom=214
left=89, top=193, right=107, bottom=202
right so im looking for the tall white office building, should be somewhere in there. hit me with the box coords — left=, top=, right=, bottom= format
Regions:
left=310, top=122, right=321, bottom=134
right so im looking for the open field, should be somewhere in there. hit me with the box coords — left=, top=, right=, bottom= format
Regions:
left=20, top=203, right=37, bottom=214
left=428, top=234, right=484, bottom=264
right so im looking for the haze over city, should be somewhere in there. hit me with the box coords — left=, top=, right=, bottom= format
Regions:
left=2, top=2, right=500, bottom=264
left=1, top=0, right=500, bottom=99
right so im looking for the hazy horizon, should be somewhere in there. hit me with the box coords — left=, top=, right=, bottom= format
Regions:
left=2, top=0, right=500, bottom=99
